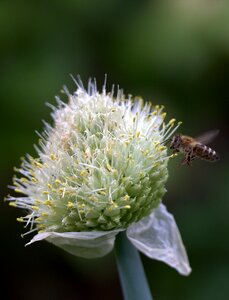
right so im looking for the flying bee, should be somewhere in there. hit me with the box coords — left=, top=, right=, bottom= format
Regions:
left=170, top=130, right=220, bottom=166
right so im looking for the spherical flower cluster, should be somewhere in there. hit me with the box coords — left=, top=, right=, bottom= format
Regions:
left=8, top=77, right=191, bottom=275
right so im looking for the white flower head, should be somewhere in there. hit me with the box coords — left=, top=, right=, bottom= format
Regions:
left=8, top=76, right=191, bottom=276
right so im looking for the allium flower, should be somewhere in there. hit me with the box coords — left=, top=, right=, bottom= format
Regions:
left=8, top=77, right=191, bottom=275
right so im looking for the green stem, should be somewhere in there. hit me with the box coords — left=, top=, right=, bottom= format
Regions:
left=114, top=231, right=153, bottom=300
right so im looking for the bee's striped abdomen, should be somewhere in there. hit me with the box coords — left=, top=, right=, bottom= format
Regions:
left=194, top=143, right=219, bottom=162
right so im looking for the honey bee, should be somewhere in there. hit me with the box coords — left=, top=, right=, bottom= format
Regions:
left=170, top=130, right=220, bottom=166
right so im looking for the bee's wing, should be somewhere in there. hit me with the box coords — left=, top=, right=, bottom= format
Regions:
left=195, top=129, right=219, bottom=145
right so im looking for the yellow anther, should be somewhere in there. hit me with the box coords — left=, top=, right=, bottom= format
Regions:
left=155, top=105, right=160, bottom=110
left=98, top=190, right=106, bottom=196
left=136, top=131, right=140, bottom=138
left=154, top=141, right=160, bottom=146
left=67, top=201, right=74, bottom=209
left=21, top=178, right=28, bottom=183
left=41, top=212, right=49, bottom=217
left=50, top=153, right=57, bottom=160
left=80, top=170, right=87, bottom=177
left=38, top=224, right=46, bottom=230
left=47, top=183, right=52, bottom=189
left=15, top=188, right=23, bottom=194
left=31, top=206, right=39, bottom=211
left=144, top=149, right=150, bottom=156
left=35, top=199, right=42, bottom=204
left=32, top=177, right=38, bottom=182
left=44, top=200, right=52, bottom=206
left=17, top=217, right=24, bottom=222
left=9, top=202, right=17, bottom=207
left=178, top=121, right=183, bottom=125
left=42, top=191, right=49, bottom=195
left=162, top=112, right=167, bottom=119
left=35, top=217, right=42, bottom=222
left=169, top=118, right=176, bottom=126
left=34, top=161, right=43, bottom=168
left=158, top=146, right=167, bottom=151
left=55, top=179, right=61, bottom=185
left=124, top=205, right=131, bottom=209
left=88, top=196, right=98, bottom=202
left=124, top=195, right=130, bottom=201
left=111, top=108, right=116, bottom=112
left=106, top=163, right=112, bottom=171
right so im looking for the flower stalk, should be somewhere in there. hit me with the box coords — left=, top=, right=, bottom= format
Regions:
left=115, top=232, right=153, bottom=300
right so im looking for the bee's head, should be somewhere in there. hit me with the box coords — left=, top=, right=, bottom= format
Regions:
left=170, top=134, right=181, bottom=150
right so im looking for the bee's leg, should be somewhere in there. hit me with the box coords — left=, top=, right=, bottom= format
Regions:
left=190, top=155, right=196, bottom=162
left=181, top=158, right=189, bottom=166
left=181, top=152, right=193, bottom=166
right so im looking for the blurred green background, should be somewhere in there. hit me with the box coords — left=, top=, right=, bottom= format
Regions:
left=1, top=0, right=229, bottom=299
